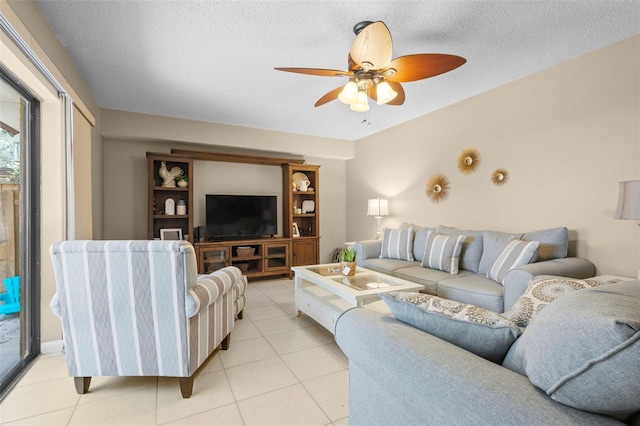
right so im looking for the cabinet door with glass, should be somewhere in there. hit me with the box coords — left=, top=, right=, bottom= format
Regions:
left=264, top=242, right=291, bottom=272
left=198, top=245, right=230, bottom=274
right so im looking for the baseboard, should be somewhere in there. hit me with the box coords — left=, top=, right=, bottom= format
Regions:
left=41, top=340, right=64, bottom=354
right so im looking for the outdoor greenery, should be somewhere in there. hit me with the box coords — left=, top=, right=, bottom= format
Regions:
left=0, top=129, right=20, bottom=182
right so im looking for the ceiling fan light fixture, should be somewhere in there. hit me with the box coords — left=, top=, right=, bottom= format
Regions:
left=376, top=81, right=397, bottom=105
left=350, top=90, right=370, bottom=112
left=338, top=81, right=358, bottom=105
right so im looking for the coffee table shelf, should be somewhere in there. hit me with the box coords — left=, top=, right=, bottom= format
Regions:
left=292, top=263, right=422, bottom=334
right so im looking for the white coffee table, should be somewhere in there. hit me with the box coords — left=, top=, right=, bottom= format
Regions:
left=291, top=263, right=423, bottom=334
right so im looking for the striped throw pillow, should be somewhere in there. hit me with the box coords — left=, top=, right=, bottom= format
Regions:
left=421, top=231, right=466, bottom=274
left=380, top=227, right=415, bottom=261
left=487, top=238, right=540, bottom=285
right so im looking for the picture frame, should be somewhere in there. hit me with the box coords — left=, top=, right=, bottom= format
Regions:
left=160, top=228, right=183, bottom=240
left=292, top=222, right=300, bottom=238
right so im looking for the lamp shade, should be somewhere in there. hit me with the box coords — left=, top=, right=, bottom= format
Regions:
left=350, top=90, right=370, bottom=112
left=338, top=81, right=358, bottom=105
left=615, top=180, right=640, bottom=219
left=367, top=198, right=389, bottom=217
left=376, top=81, right=398, bottom=105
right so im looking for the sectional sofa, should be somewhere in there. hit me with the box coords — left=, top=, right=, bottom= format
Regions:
left=355, top=224, right=595, bottom=312
left=335, top=278, right=640, bottom=425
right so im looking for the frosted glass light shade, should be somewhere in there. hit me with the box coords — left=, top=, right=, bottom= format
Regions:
left=615, top=180, right=640, bottom=219
left=367, top=198, right=389, bottom=217
left=338, top=81, right=358, bottom=105
left=350, top=90, right=369, bottom=112
left=376, top=81, right=397, bottom=105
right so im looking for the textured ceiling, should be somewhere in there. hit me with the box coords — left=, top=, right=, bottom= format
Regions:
left=36, top=1, right=640, bottom=141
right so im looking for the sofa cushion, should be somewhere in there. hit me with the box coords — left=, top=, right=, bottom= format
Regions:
left=503, top=281, right=640, bottom=416
left=421, top=231, right=466, bottom=274
left=412, top=227, right=436, bottom=262
left=502, top=276, right=603, bottom=327
left=477, top=227, right=569, bottom=273
left=478, top=230, right=522, bottom=274
left=380, top=292, right=521, bottom=363
left=436, top=225, right=483, bottom=273
left=486, top=239, right=539, bottom=285
left=522, top=227, right=568, bottom=261
left=437, top=274, right=505, bottom=313
left=380, top=227, right=414, bottom=261
left=393, top=266, right=473, bottom=295
left=360, top=258, right=418, bottom=274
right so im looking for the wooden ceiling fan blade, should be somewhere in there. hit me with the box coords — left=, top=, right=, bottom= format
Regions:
left=274, top=67, right=351, bottom=77
left=314, top=86, right=344, bottom=107
left=384, top=54, right=466, bottom=82
left=349, top=21, right=393, bottom=70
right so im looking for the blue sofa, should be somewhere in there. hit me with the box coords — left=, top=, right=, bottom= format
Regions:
left=335, top=279, right=640, bottom=425
left=355, top=224, right=595, bottom=312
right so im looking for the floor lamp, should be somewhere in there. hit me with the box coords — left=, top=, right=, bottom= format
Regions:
left=614, top=180, right=640, bottom=279
left=367, top=198, right=389, bottom=239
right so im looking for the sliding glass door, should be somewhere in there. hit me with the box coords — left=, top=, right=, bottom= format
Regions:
left=0, top=67, right=40, bottom=398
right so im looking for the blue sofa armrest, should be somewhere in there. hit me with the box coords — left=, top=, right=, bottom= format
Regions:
left=354, top=239, right=382, bottom=264
left=502, top=257, right=596, bottom=310
left=335, top=307, right=622, bottom=426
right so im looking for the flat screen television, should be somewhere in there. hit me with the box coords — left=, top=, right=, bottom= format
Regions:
left=205, top=194, right=277, bottom=241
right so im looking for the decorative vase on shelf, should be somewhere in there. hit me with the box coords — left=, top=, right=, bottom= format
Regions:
left=177, top=180, right=188, bottom=188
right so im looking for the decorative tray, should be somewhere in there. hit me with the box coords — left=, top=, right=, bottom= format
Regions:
left=301, top=200, right=315, bottom=212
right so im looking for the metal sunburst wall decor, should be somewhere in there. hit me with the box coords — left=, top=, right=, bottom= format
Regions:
left=457, top=148, right=481, bottom=175
left=426, top=174, right=451, bottom=203
left=491, top=168, right=509, bottom=186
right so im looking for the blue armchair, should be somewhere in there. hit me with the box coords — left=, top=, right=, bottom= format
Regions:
left=50, top=240, right=246, bottom=398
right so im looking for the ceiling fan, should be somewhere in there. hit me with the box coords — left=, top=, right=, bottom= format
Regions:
left=275, top=21, right=466, bottom=111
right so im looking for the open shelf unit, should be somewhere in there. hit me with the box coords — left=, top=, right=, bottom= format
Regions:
left=147, top=153, right=193, bottom=244
left=283, top=163, right=320, bottom=266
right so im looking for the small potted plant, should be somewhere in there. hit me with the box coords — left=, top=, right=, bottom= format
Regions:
left=339, top=246, right=357, bottom=276
left=175, top=175, right=189, bottom=188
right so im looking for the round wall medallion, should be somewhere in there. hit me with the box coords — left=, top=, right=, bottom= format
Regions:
left=491, top=168, right=509, bottom=186
left=426, top=174, right=450, bottom=203
left=457, top=148, right=481, bottom=174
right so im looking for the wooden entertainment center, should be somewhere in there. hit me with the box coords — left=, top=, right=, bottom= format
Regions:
left=147, top=149, right=320, bottom=279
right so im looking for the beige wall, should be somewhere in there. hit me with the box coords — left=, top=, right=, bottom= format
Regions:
left=102, top=137, right=347, bottom=263
left=347, top=36, right=640, bottom=278
left=4, top=0, right=102, bottom=342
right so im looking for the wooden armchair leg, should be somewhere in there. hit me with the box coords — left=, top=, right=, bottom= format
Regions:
left=179, top=376, right=194, bottom=398
left=74, top=377, right=91, bottom=394
left=221, top=333, right=231, bottom=350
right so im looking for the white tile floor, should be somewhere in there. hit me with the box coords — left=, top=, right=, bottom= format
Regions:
left=0, top=278, right=350, bottom=426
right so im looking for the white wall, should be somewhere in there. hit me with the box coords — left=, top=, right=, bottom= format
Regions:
left=347, top=36, right=640, bottom=278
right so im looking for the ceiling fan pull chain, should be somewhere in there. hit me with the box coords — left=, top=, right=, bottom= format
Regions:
left=361, top=110, right=371, bottom=126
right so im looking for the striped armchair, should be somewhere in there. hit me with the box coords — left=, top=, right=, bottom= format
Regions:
left=50, top=240, right=247, bottom=398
